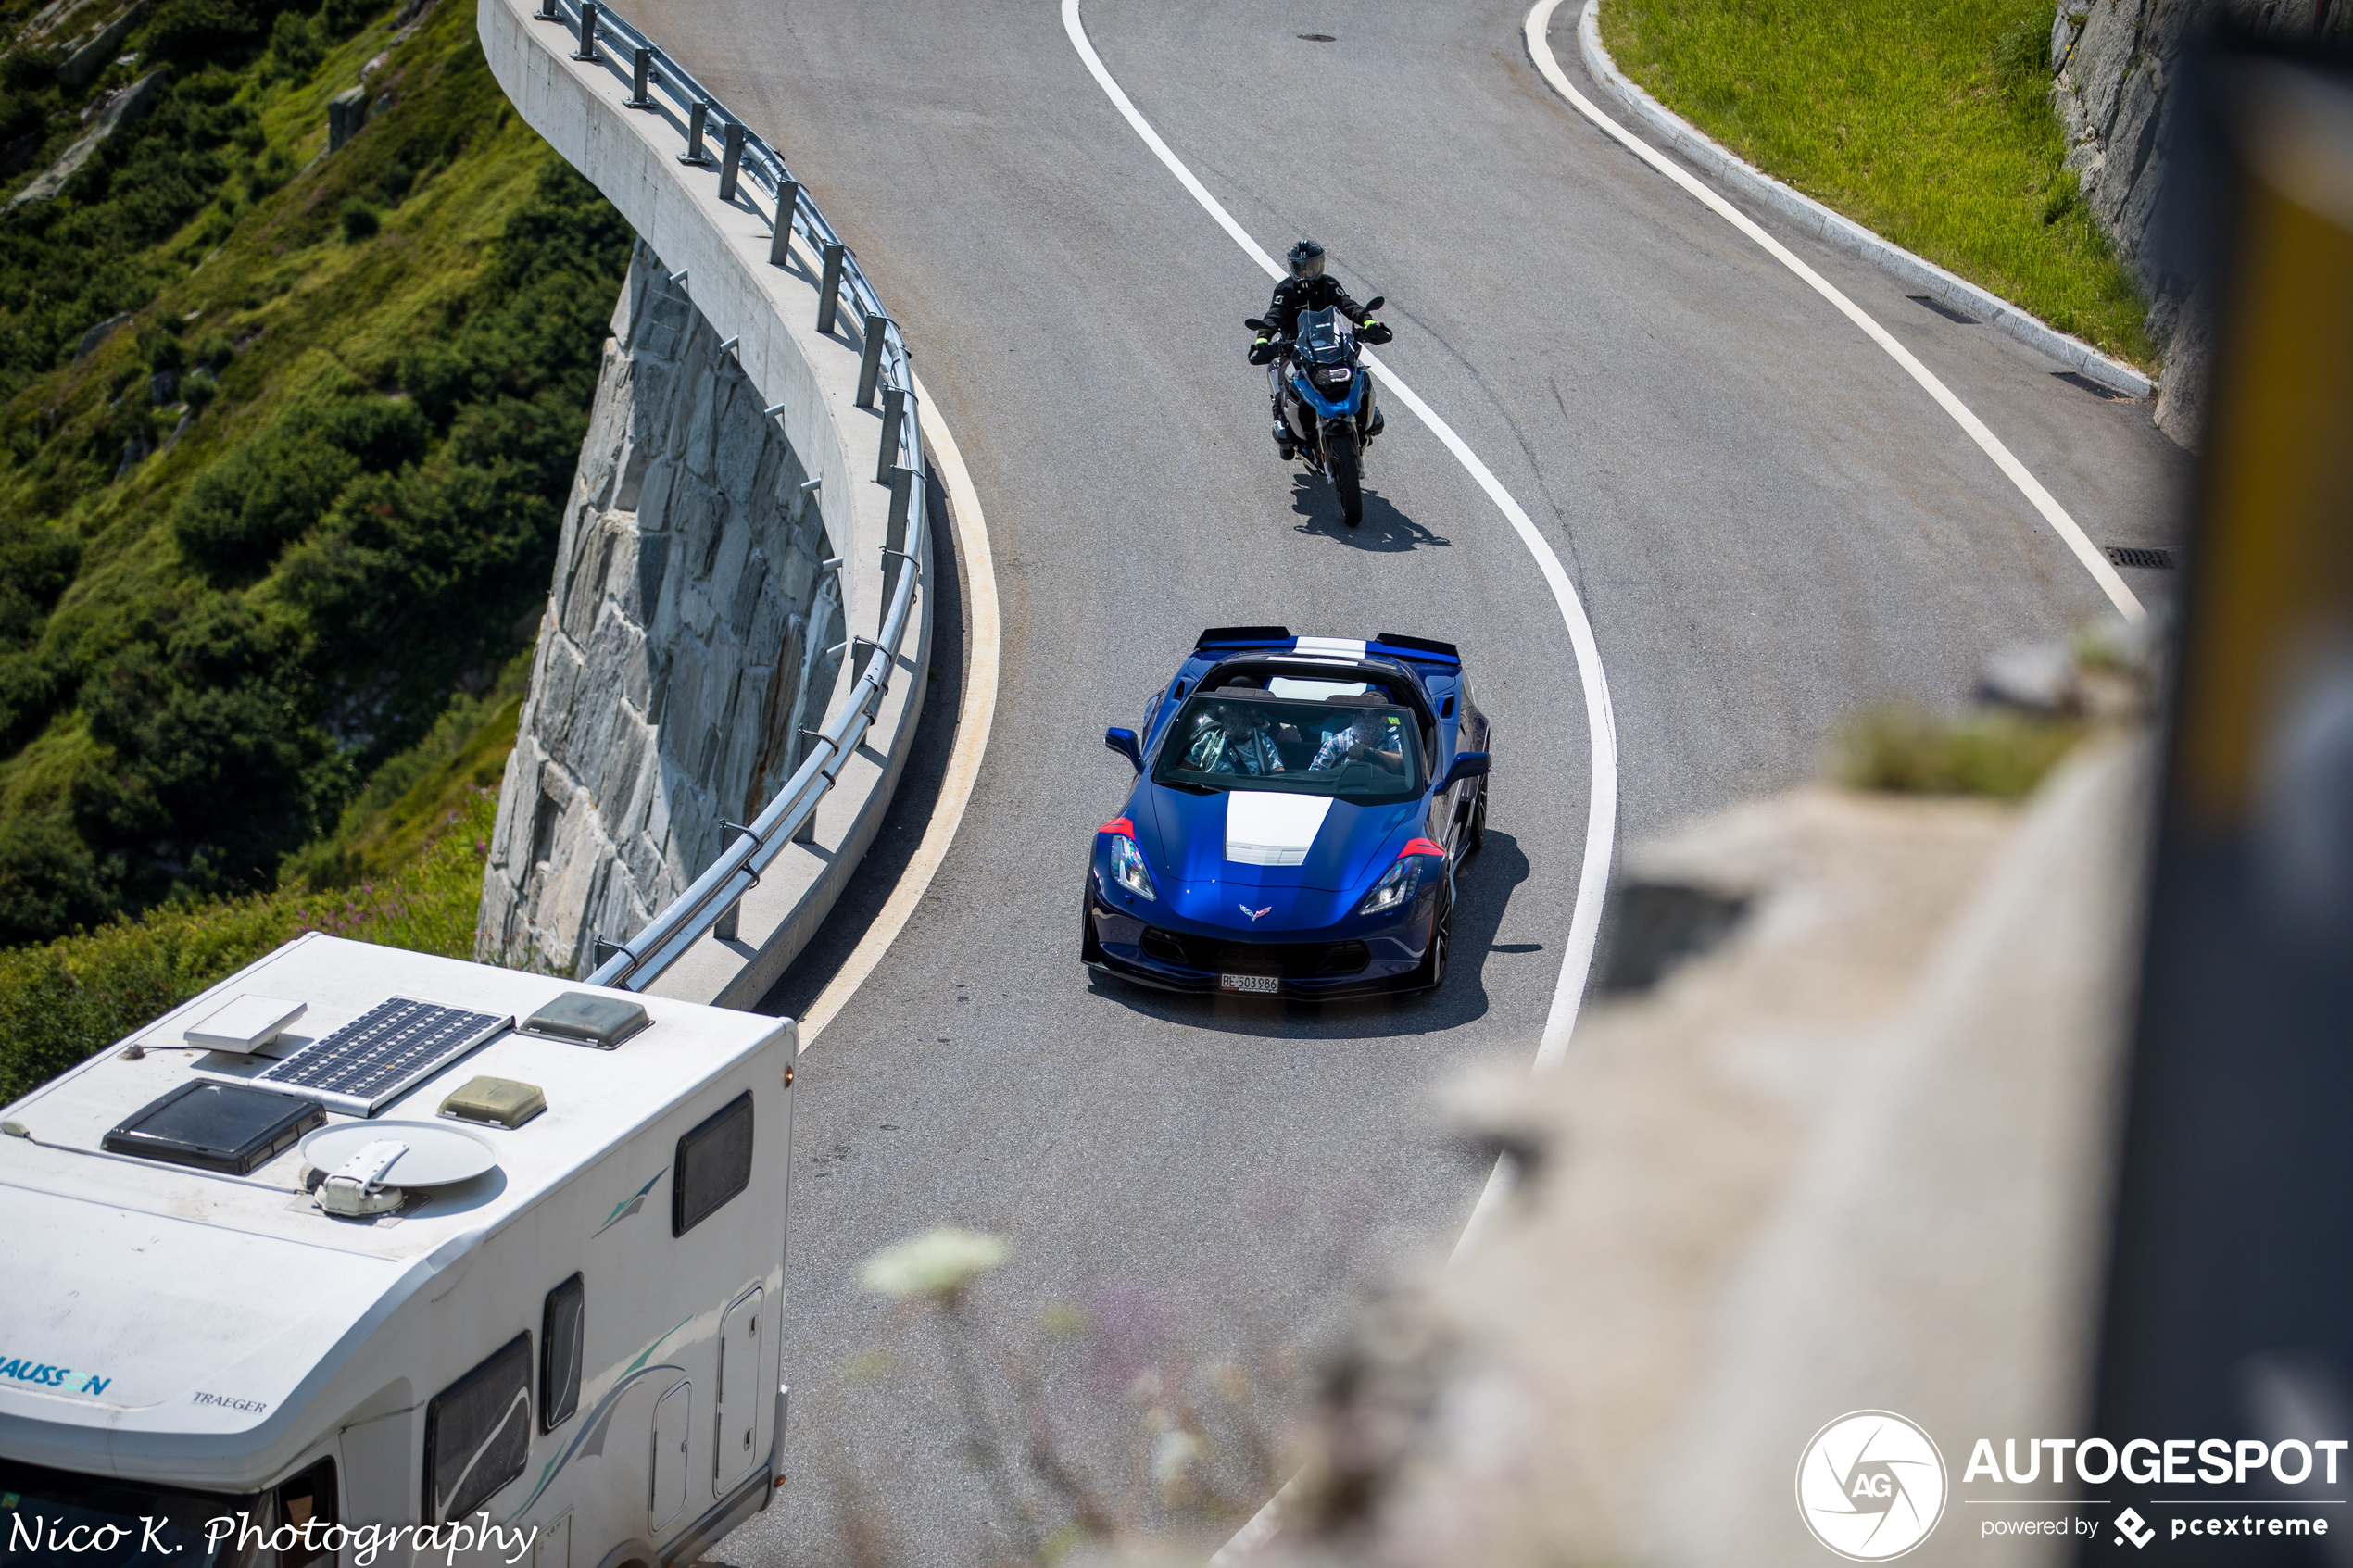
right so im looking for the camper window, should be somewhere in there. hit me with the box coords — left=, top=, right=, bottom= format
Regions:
left=673, top=1091, right=755, bottom=1236
left=542, top=1273, right=585, bottom=1430
left=272, top=1459, right=339, bottom=1566
left=423, top=1334, right=532, bottom=1524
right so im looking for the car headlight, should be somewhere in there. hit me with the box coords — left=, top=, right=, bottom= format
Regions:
left=1358, top=837, right=1444, bottom=916
left=1102, top=819, right=1157, bottom=901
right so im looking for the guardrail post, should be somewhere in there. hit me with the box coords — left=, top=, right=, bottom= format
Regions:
left=769, top=180, right=799, bottom=267
left=680, top=101, right=711, bottom=167
left=816, top=244, right=846, bottom=335
left=875, top=385, right=904, bottom=484
left=855, top=313, right=887, bottom=408
left=883, top=464, right=915, bottom=628
left=714, top=821, right=750, bottom=942
left=717, top=122, right=746, bottom=204
left=535, top=0, right=558, bottom=20
left=628, top=46, right=652, bottom=107
left=571, top=2, right=598, bottom=60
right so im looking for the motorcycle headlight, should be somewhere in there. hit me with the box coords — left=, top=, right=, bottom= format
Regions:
left=1314, top=366, right=1354, bottom=388
left=1358, top=838, right=1444, bottom=917
left=1109, top=833, right=1157, bottom=901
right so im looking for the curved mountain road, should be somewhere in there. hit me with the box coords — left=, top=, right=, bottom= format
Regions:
left=597, top=1, right=2189, bottom=1560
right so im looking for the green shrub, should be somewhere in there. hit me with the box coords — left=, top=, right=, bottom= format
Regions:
left=1835, top=706, right=2084, bottom=798
left=0, top=48, right=58, bottom=94
left=339, top=198, right=379, bottom=242
left=0, top=785, right=497, bottom=1104
left=321, top=0, right=391, bottom=40
left=262, top=11, right=321, bottom=81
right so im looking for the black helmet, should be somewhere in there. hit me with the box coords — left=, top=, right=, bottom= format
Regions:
left=1286, top=239, right=1326, bottom=281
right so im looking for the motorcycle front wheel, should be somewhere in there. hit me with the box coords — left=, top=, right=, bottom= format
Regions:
left=1324, top=421, right=1363, bottom=527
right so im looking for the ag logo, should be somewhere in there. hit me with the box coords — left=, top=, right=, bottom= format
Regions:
left=1795, top=1410, right=1948, bottom=1561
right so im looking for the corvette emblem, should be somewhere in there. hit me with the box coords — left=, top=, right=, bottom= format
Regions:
left=1240, top=904, right=1273, bottom=922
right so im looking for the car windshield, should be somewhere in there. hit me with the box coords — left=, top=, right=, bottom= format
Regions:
left=1152, top=691, right=1423, bottom=805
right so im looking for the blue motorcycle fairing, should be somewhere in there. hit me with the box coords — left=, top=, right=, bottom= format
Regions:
left=1290, top=368, right=1366, bottom=420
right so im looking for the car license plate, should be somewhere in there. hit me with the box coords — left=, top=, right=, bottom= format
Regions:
left=1220, top=973, right=1279, bottom=995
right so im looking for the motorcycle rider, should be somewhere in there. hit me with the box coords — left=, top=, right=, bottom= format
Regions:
left=1251, top=239, right=1391, bottom=457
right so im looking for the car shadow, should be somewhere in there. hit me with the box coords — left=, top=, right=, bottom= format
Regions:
left=1288, top=473, right=1450, bottom=551
left=1085, top=829, right=1534, bottom=1040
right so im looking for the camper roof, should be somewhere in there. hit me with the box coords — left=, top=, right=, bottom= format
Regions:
left=0, top=933, right=786, bottom=1465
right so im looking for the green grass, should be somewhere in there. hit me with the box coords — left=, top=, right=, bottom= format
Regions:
left=1834, top=705, right=2084, bottom=797
left=1598, top=0, right=2154, bottom=367
left=0, top=776, right=496, bottom=1104
left=0, top=0, right=627, bottom=942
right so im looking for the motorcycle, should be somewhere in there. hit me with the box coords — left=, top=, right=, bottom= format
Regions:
left=1247, top=298, right=1387, bottom=528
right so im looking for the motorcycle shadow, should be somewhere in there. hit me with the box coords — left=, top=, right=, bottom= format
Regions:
left=1288, top=474, right=1451, bottom=552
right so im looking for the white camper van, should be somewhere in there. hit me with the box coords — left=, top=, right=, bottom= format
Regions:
left=0, top=933, right=796, bottom=1567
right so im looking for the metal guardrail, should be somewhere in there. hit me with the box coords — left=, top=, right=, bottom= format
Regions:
left=543, top=0, right=930, bottom=993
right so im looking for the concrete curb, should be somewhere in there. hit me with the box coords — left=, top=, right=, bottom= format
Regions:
left=478, top=0, right=934, bottom=1009
left=1574, top=0, right=2154, bottom=400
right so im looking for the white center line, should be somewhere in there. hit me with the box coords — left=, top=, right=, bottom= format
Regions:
left=1530, top=0, right=2145, bottom=622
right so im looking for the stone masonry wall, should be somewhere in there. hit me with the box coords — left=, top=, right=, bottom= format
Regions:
left=476, top=239, right=845, bottom=975
left=2050, top=0, right=2348, bottom=444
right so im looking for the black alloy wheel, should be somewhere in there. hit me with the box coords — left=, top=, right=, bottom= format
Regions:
left=1415, top=892, right=1452, bottom=992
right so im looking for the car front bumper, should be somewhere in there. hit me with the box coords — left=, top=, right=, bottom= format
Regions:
left=1084, top=881, right=1436, bottom=1000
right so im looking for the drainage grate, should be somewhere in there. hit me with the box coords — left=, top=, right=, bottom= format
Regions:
left=2054, top=370, right=2137, bottom=401
left=1907, top=294, right=1979, bottom=324
left=2106, top=546, right=2176, bottom=570
left=1298, top=32, right=1337, bottom=41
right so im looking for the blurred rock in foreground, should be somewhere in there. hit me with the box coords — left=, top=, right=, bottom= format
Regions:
left=1265, top=734, right=2152, bottom=1568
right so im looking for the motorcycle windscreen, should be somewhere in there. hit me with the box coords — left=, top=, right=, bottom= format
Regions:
left=1295, top=307, right=1353, bottom=362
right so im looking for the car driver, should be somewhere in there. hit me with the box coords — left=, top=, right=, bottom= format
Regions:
left=1183, top=703, right=1288, bottom=776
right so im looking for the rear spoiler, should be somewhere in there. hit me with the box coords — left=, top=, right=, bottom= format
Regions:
left=1191, top=628, right=1461, bottom=667
left=1195, top=626, right=1293, bottom=650
left=1373, top=633, right=1460, bottom=664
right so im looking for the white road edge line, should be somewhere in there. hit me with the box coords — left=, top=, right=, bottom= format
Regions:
left=1534, top=0, right=2145, bottom=623
left=795, top=375, right=1000, bottom=1051
left=1062, top=4, right=1618, bottom=1561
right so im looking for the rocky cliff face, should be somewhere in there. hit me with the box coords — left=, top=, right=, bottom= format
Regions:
left=476, top=241, right=845, bottom=975
left=2050, top=0, right=2347, bottom=445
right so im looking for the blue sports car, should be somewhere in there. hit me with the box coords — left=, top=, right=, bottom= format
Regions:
left=1083, top=628, right=1491, bottom=998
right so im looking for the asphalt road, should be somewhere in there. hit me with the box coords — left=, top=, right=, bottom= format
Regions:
left=598, top=1, right=2192, bottom=1560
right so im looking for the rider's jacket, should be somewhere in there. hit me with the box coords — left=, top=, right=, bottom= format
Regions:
left=1263, top=275, right=1372, bottom=340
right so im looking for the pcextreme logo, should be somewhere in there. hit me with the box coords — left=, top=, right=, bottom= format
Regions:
left=1796, top=1410, right=1950, bottom=1561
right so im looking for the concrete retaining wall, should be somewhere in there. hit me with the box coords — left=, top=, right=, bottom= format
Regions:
left=476, top=243, right=847, bottom=977
left=475, top=0, right=932, bottom=1004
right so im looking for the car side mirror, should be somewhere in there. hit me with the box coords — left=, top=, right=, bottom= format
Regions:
left=1105, top=726, right=1143, bottom=771
left=1244, top=317, right=1269, bottom=332
left=1435, top=750, right=1489, bottom=792
left=1365, top=295, right=1385, bottom=313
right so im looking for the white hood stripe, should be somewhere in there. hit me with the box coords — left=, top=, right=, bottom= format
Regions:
left=1225, top=793, right=1333, bottom=867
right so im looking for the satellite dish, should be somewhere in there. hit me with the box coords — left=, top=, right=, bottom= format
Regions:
left=301, top=1121, right=497, bottom=1186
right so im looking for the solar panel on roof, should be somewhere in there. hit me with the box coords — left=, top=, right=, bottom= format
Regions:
left=232, top=997, right=512, bottom=1117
